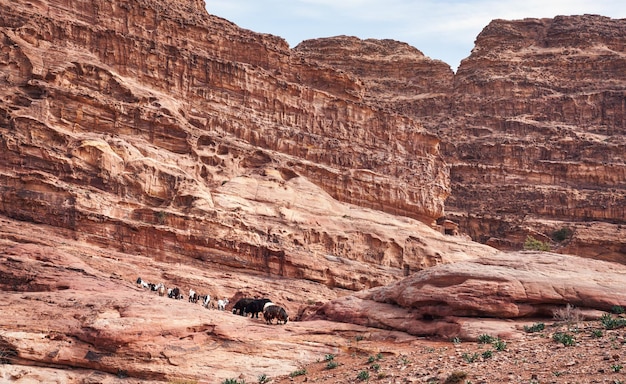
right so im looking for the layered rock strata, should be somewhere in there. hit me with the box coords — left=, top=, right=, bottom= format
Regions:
left=309, top=251, right=626, bottom=339
left=0, top=0, right=450, bottom=291
left=297, top=16, right=626, bottom=260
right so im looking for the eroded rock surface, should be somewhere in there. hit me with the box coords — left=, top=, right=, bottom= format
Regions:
left=298, top=16, right=626, bottom=259
left=310, top=251, right=626, bottom=340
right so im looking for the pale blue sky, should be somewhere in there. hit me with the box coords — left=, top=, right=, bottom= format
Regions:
left=205, top=0, right=626, bottom=71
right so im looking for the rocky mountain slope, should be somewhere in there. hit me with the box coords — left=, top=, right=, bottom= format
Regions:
left=1, top=0, right=626, bottom=382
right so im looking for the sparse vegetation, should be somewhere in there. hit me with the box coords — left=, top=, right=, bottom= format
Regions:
left=612, top=305, right=625, bottom=315
left=524, top=235, right=551, bottom=251
left=553, top=303, right=583, bottom=324
left=289, top=369, right=307, bottom=378
left=462, top=352, right=480, bottom=363
left=493, top=338, right=507, bottom=351
left=482, top=350, right=493, bottom=359
left=371, top=363, right=380, bottom=372
left=591, top=329, right=603, bottom=338
left=524, top=322, right=545, bottom=333
left=611, top=364, right=623, bottom=373
left=553, top=332, right=575, bottom=346
left=258, top=374, right=270, bottom=384
left=155, top=210, right=168, bottom=225
left=478, top=334, right=495, bottom=344
left=222, top=379, right=244, bottom=384
left=323, top=354, right=335, bottom=362
left=357, top=370, right=370, bottom=381
left=451, top=336, right=461, bottom=344
left=601, top=313, right=626, bottom=330
left=325, top=361, right=338, bottom=370
left=552, top=227, right=572, bottom=242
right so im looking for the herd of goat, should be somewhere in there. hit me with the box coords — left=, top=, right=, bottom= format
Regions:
left=135, top=277, right=289, bottom=324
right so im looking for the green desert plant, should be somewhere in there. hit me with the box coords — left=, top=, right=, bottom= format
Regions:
left=524, top=323, right=545, bottom=333
left=462, top=352, right=480, bottom=363
left=524, top=236, right=551, bottom=251
left=478, top=334, right=495, bottom=344
left=552, top=227, right=572, bottom=242
left=289, top=369, right=307, bottom=378
left=601, top=314, right=626, bottom=330
left=326, top=361, right=338, bottom=370
left=553, top=332, right=575, bottom=346
left=493, top=338, right=507, bottom=351
left=357, top=370, right=370, bottom=381
left=222, top=379, right=244, bottom=384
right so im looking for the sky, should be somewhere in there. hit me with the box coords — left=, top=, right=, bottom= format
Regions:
left=205, top=0, right=626, bottom=71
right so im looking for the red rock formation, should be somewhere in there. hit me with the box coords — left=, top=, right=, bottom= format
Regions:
left=298, top=16, right=626, bottom=259
left=0, top=0, right=450, bottom=293
left=309, top=251, right=626, bottom=339
left=445, top=16, right=626, bottom=260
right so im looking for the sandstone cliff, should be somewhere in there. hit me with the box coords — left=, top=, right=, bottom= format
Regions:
left=0, top=0, right=454, bottom=293
left=2, top=0, right=626, bottom=382
left=296, top=16, right=626, bottom=260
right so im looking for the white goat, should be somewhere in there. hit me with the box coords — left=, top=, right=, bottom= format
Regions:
left=217, top=299, right=229, bottom=311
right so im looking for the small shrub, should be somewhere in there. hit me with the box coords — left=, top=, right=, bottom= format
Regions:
left=444, top=371, right=467, bottom=384
left=553, top=332, right=575, bottom=346
left=552, top=227, right=572, bottom=242
left=524, top=323, right=545, bottom=333
left=478, top=334, right=495, bottom=344
left=524, top=235, right=551, bottom=251
left=357, top=370, right=370, bottom=381
left=553, top=303, right=583, bottom=323
left=601, top=314, right=626, bottom=330
left=324, top=354, right=335, bottom=362
left=482, top=350, right=493, bottom=359
left=258, top=374, right=270, bottom=384
left=462, top=352, right=479, bottom=363
left=612, top=364, right=624, bottom=373
left=493, top=338, right=507, bottom=351
left=326, top=361, right=338, bottom=370
left=399, top=355, right=410, bottom=365
left=289, top=369, right=307, bottom=378
left=451, top=336, right=461, bottom=344
left=375, top=352, right=384, bottom=360
left=367, top=355, right=376, bottom=364
left=371, top=363, right=380, bottom=372
left=591, top=329, right=604, bottom=338
left=222, top=380, right=244, bottom=384
left=612, top=305, right=625, bottom=315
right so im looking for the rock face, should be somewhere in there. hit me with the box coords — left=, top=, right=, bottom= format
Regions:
left=298, top=16, right=626, bottom=260
left=0, top=0, right=451, bottom=293
left=0, top=217, right=420, bottom=383
left=309, top=251, right=626, bottom=339
left=1, top=0, right=626, bottom=381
